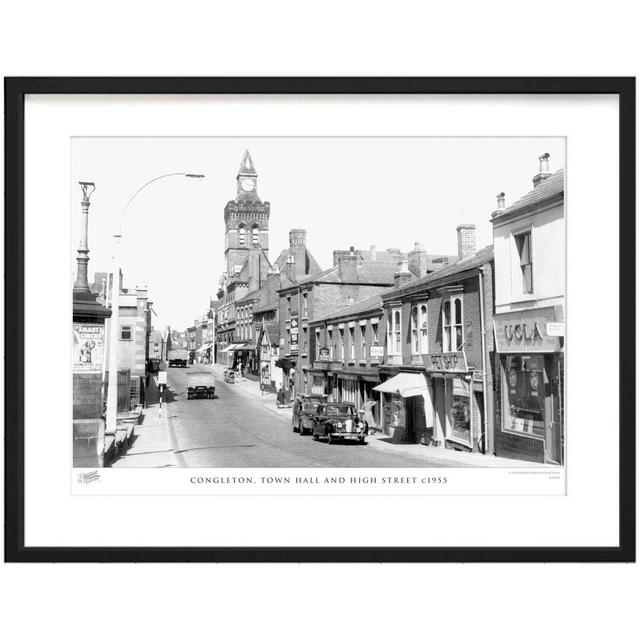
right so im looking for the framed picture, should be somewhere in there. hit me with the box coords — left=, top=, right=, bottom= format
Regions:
left=4, top=77, right=635, bottom=562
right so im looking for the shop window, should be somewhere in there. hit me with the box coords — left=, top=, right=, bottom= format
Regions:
left=238, top=224, right=246, bottom=246
left=515, top=231, right=533, bottom=294
left=349, top=326, right=355, bottom=360
left=448, top=378, right=472, bottom=446
left=502, top=354, right=546, bottom=438
left=120, top=325, right=133, bottom=341
left=443, top=296, right=463, bottom=351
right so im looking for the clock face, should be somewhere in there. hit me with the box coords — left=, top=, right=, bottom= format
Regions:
left=241, top=178, right=255, bottom=191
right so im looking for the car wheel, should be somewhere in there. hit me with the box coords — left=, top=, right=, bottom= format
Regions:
left=312, top=432, right=319, bottom=441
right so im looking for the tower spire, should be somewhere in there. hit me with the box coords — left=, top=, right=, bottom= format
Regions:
left=238, top=149, right=256, bottom=176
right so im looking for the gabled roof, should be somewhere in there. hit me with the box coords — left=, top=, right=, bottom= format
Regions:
left=311, top=293, right=384, bottom=324
left=493, top=169, right=564, bottom=221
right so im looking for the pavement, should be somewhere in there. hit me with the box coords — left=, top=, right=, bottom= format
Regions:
left=102, top=363, right=552, bottom=469
left=109, top=376, right=178, bottom=468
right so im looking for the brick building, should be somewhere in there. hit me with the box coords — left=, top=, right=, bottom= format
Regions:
left=375, top=226, right=495, bottom=453
left=280, top=241, right=454, bottom=398
left=491, top=154, right=565, bottom=464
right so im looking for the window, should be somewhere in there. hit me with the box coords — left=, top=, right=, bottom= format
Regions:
left=371, top=321, right=379, bottom=344
left=328, top=329, right=333, bottom=358
left=302, top=292, right=308, bottom=318
left=515, top=231, right=533, bottom=294
left=339, top=328, right=345, bottom=361
left=252, top=225, right=259, bottom=246
left=238, top=224, right=246, bottom=246
left=411, top=306, right=419, bottom=354
left=315, top=329, right=321, bottom=358
left=361, top=325, right=367, bottom=359
left=303, top=327, right=308, bottom=353
left=394, top=310, right=401, bottom=354
left=349, top=326, right=355, bottom=360
left=386, top=308, right=401, bottom=355
left=419, top=304, right=428, bottom=353
left=443, top=296, right=463, bottom=351
left=120, top=325, right=133, bottom=341
left=502, top=354, right=546, bottom=438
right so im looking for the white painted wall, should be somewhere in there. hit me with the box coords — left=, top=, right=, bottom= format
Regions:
left=493, top=201, right=565, bottom=314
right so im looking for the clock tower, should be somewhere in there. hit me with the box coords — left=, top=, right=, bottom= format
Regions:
left=224, top=150, right=270, bottom=279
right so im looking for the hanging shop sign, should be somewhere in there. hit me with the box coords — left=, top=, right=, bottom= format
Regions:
left=370, top=345, right=384, bottom=358
left=424, top=351, right=468, bottom=374
left=72, top=322, right=104, bottom=373
left=317, top=346, right=330, bottom=361
left=493, top=307, right=562, bottom=353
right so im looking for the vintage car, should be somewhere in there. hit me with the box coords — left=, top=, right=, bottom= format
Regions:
left=186, top=372, right=216, bottom=399
left=292, top=394, right=328, bottom=435
left=311, top=402, right=367, bottom=444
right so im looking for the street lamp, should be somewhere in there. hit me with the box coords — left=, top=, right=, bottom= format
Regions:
left=105, top=172, right=205, bottom=435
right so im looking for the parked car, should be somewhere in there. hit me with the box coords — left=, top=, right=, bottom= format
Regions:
left=292, top=394, right=328, bottom=435
left=224, top=368, right=239, bottom=384
left=311, top=402, right=367, bottom=444
left=186, top=372, right=216, bottom=399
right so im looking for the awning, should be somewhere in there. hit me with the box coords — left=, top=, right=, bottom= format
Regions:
left=232, top=343, right=254, bottom=352
left=196, top=342, right=212, bottom=353
left=220, top=344, right=235, bottom=353
left=373, top=372, right=428, bottom=398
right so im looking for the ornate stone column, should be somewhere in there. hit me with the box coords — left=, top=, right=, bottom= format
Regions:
left=74, top=181, right=96, bottom=294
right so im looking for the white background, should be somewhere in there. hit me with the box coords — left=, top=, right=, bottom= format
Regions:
left=1, top=2, right=638, bottom=640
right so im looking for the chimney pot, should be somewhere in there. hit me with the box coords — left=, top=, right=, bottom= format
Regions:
left=533, top=152, right=552, bottom=187
left=370, top=244, right=376, bottom=261
left=497, top=192, right=506, bottom=209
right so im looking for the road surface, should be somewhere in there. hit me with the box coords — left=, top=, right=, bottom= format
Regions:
left=164, top=365, right=467, bottom=468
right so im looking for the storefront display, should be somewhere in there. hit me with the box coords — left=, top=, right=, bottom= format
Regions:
left=503, top=354, right=545, bottom=437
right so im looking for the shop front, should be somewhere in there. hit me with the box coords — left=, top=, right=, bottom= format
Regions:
left=493, top=307, right=564, bottom=464
left=423, top=351, right=483, bottom=452
left=374, top=371, right=429, bottom=444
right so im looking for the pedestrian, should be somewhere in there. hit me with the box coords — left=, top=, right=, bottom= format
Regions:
left=277, top=385, right=284, bottom=407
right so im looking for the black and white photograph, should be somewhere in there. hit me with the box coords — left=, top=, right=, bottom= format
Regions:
left=71, top=137, right=566, bottom=472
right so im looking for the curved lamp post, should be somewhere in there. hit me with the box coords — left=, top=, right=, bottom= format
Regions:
left=106, top=172, right=205, bottom=434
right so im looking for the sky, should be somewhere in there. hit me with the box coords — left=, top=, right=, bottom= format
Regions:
left=72, top=137, right=565, bottom=330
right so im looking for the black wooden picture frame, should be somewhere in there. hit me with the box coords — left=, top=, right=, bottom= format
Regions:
left=4, top=77, right=635, bottom=562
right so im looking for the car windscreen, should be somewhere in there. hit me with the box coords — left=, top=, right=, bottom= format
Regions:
left=325, top=405, right=354, bottom=415
left=302, top=403, right=318, bottom=412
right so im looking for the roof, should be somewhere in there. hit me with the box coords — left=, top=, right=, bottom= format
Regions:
left=312, top=293, right=384, bottom=324
left=287, top=260, right=397, bottom=290
left=382, top=245, right=494, bottom=301
left=493, top=169, right=564, bottom=221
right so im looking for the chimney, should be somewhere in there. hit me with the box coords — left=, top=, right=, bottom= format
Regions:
left=533, top=152, right=552, bottom=187
left=408, top=241, right=428, bottom=278
left=339, top=246, right=359, bottom=282
left=394, top=259, right=413, bottom=288
left=288, top=228, right=307, bottom=281
left=370, top=244, right=377, bottom=261
left=456, top=223, right=476, bottom=260
left=491, top=192, right=506, bottom=218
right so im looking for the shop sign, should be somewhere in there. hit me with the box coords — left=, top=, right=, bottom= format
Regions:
left=370, top=345, right=384, bottom=357
left=72, top=322, right=104, bottom=373
left=290, top=315, right=299, bottom=330
left=317, top=346, right=330, bottom=361
left=424, top=351, right=468, bottom=374
left=494, top=307, right=562, bottom=353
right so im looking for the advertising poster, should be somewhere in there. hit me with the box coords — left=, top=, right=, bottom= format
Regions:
left=72, top=322, right=104, bottom=373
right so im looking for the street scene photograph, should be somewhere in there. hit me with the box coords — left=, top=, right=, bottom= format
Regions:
left=71, top=137, right=566, bottom=469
